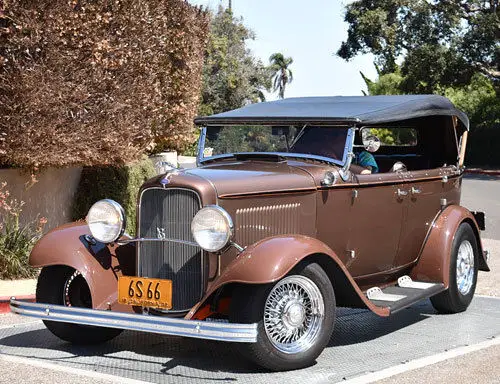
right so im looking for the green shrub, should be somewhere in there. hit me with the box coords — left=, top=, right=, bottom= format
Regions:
left=71, top=157, right=156, bottom=235
left=0, top=182, right=42, bottom=279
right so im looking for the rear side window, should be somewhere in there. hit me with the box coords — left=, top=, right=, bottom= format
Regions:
left=362, top=127, right=418, bottom=146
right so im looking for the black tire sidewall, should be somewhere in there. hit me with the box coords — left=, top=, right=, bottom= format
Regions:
left=448, top=223, right=479, bottom=309
left=37, top=265, right=122, bottom=344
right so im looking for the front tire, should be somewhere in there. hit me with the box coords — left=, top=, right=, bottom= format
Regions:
left=36, top=265, right=123, bottom=344
left=430, top=223, right=479, bottom=313
left=230, top=262, right=335, bottom=371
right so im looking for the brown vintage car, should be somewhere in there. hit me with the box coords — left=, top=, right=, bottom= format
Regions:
left=11, top=95, right=490, bottom=371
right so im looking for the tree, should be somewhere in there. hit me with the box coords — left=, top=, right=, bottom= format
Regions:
left=199, top=7, right=271, bottom=116
left=337, top=0, right=499, bottom=86
left=360, top=66, right=404, bottom=95
left=269, top=52, right=294, bottom=99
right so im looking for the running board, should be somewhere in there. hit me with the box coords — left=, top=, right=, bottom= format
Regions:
left=366, top=276, right=445, bottom=314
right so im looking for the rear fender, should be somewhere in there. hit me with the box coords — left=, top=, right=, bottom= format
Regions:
left=187, top=235, right=390, bottom=319
left=29, top=222, right=135, bottom=311
left=410, top=205, right=487, bottom=288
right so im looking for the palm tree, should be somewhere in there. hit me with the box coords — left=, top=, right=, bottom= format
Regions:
left=269, top=53, right=293, bottom=99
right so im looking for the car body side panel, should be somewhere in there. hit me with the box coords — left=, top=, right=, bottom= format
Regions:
left=396, top=169, right=461, bottom=267
left=186, top=235, right=390, bottom=320
left=410, top=205, right=485, bottom=287
left=29, top=222, right=136, bottom=312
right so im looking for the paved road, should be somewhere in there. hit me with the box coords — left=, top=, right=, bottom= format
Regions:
left=0, top=174, right=498, bottom=384
left=462, top=175, right=500, bottom=240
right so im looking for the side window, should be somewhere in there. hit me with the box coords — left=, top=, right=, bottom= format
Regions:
left=356, top=127, right=419, bottom=173
left=361, top=127, right=418, bottom=146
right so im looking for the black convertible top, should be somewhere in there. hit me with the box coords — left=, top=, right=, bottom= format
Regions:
left=195, top=95, right=469, bottom=130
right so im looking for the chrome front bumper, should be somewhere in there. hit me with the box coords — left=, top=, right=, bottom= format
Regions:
left=9, top=299, right=257, bottom=343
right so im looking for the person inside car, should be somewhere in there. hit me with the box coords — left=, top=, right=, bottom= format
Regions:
left=357, top=135, right=380, bottom=174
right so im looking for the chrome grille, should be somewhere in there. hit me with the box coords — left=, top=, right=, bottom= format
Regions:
left=138, top=188, right=202, bottom=311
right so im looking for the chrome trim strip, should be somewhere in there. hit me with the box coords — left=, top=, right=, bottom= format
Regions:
left=137, top=187, right=205, bottom=313
left=117, top=237, right=198, bottom=247
left=10, top=299, right=257, bottom=343
left=197, top=127, right=207, bottom=166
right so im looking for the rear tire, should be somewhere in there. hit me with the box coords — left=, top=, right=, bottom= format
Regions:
left=36, top=266, right=123, bottom=344
left=230, top=262, right=335, bottom=371
left=430, top=223, right=479, bottom=314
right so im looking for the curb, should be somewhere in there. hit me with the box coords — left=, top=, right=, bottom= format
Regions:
left=465, top=169, right=500, bottom=176
left=0, top=295, right=35, bottom=314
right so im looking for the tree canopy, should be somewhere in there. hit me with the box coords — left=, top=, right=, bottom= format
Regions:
left=337, top=0, right=499, bottom=89
left=199, top=7, right=271, bottom=117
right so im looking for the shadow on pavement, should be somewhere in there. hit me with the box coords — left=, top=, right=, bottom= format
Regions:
left=0, top=303, right=435, bottom=378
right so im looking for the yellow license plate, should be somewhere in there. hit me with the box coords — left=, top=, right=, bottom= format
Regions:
left=118, top=276, right=172, bottom=309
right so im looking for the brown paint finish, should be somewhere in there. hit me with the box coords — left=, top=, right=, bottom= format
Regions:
left=185, top=235, right=390, bottom=320
left=29, top=222, right=135, bottom=313
left=347, top=173, right=405, bottom=276
left=410, top=205, right=482, bottom=287
left=186, top=160, right=317, bottom=198
left=397, top=168, right=461, bottom=267
left=29, top=159, right=485, bottom=320
left=139, top=172, right=218, bottom=206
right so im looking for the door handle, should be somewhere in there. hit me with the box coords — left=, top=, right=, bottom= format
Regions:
left=397, top=189, right=408, bottom=198
left=411, top=187, right=422, bottom=195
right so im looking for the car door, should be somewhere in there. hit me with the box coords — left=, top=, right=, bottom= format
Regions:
left=395, top=167, right=462, bottom=267
left=346, top=172, right=406, bottom=278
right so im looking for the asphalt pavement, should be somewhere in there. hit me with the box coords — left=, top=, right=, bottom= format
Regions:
left=462, top=175, right=500, bottom=240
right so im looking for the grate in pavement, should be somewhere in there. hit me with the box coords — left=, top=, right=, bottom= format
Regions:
left=0, top=297, right=499, bottom=384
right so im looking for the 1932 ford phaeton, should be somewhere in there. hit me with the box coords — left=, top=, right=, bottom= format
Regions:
left=11, top=95, right=490, bottom=371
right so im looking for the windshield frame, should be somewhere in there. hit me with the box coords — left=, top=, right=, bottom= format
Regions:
left=196, top=125, right=355, bottom=167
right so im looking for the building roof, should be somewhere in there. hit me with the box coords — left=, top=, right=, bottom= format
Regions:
left=194, top=95, right=469, bottom=130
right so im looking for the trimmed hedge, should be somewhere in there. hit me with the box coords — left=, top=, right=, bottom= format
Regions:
left=71, top=156, right=156, bottom=235
left=0, top=0, right=209, bottom=168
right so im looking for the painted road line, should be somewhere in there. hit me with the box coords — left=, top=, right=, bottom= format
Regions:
left=337, top=336, right=500, bottom=384
left=0, top=354, right=153, bottom=384
left=475, top=294, right=500, bottom=300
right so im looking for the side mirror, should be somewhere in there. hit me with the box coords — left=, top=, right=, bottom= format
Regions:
left=362, top=135, right=381, bottom=153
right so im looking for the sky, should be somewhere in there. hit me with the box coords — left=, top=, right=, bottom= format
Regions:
left=188, top=0, right=378, bottom=101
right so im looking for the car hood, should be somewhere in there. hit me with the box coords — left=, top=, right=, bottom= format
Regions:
left=185, top=160, right=317, bottom=198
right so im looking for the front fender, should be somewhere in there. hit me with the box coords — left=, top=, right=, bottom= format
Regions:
left=410, top=205, right=486, bottom=288
left=187, top=235, right=390, bottom=319
left=30, top=221, right=135, bottom=311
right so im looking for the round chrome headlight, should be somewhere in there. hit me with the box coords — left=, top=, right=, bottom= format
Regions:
left=191, top=206, right=233, bottom=252
left=86, top=199, right=126, bottom=243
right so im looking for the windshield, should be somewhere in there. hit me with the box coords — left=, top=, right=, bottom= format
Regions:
left=200, top=125, right=349, bottom=165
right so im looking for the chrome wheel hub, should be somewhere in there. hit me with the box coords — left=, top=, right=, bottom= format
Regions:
left=283, top=301, right=306, bottom=328
left=456, top=240, right=475, bottom=295
left=263, top=275, right=324, bottom=354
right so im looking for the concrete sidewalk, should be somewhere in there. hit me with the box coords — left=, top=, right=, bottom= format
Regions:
left=0, top=279, right=36, bottom=313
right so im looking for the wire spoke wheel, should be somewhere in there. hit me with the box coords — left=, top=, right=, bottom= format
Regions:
left=456, top=240, right=475, bottom=296
left=263, top=275, right=324, bottom=354
left=430, top=223, right=478, bottom=314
